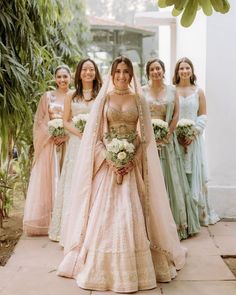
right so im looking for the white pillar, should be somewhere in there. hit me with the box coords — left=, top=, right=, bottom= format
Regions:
left=134, top=11, right=176, bottom=84
left=205, top=2, right=236, bottom=218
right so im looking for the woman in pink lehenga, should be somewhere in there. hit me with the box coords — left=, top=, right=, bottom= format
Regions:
left=49, top=59, right=102, bottom=244
left=23, top=65, right=73, bottom=236
left=57, top=57, right=186, bottom=293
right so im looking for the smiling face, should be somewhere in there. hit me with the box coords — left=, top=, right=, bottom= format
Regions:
left=55, top=68, right=71, bottom=90
left=148, top=61, right=165, bottom=81
left=80, top=60, right=96, bottom=83
left=113, top=61, right=131, bottom=90
left=178, top=62, right=193, bottom=81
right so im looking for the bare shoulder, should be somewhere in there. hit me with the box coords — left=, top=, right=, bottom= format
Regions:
left=63, top=95, right=72, bottom=108
left=68, top=89, right=75, bottom=96
left=197, top=87, right=205, bottom=95
left=45, top=90, right=52, bottom=97
left=41, top=91, right=51, bottom=102
left=197, top=87, right=206, bottom=101
left=67, top=88, right=75, bottom=96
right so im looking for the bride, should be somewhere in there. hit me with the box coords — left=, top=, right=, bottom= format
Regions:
left=57, top=56, right=186, bottom=293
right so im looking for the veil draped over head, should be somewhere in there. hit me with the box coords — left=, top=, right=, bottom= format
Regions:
left=61, top=67, right=186, bottom=272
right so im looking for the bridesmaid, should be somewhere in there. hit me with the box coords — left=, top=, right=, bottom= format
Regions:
left=49, top=58, right=102, bottom=244
left=173, top=57, right=220, bottom=226
left=143, top=58, right=200, bottom=239
left=23, top=65, right=72, bottom=236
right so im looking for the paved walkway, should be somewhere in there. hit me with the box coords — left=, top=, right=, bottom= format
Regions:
left=0, top=221, right=236, bottom=295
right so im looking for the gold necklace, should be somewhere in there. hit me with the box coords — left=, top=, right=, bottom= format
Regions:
left=83, top=88, right=92, bottom=93
left=114, top=87, right=130, bottom=95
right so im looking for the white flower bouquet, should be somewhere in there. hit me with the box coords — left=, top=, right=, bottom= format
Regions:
left=152, top=119, right=169, bottom=149
left=48, top=118, right=65, bottom=137
left=176, top=119, right=197, bottom=153
left=106, top=138, right=135, bottom=185
left=176, top=119, right=196, bottom=140
left=72, top=114, right=89, bottom=133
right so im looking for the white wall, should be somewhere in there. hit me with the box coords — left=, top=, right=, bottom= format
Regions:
left=176, top=12, right=207, bottom=89
left=205, top=2, right=236, bottom=218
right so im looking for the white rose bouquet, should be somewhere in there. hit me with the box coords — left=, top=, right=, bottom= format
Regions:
left=105, top=138, right=135, bottom=185
left=152, top=119, right=169, bottom=149
left=48, top=118, right=65, bottom=137
left=72, top=114, right=89, bottom=133
left=176, top=119, right=197, bottom=153
left=176, top=119, right=197, bottom=139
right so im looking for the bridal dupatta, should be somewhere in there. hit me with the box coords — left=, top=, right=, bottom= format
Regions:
left=59, top=72, right=186, bottom=280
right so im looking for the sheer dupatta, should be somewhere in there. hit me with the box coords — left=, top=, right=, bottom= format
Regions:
left=23, top=92, right=55, bottom=236
left=61, top=71, right=186, bottom=272
left=33, top=92, right=52, bottom=165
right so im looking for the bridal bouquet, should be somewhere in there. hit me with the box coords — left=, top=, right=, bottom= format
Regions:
left=176, top=119, right=197, bottom=152
left=105, top=127, right=136, bottom=185
left=106, top=138, right=135, bottom=185
left=72, top=114, right=89, bottom=133
left=152, top=119, right=169, bottom=149
left=48, top=118, right=65, bottom=137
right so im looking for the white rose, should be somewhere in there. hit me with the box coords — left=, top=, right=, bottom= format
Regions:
left=152, top=119, right=168, bottom=128
left=72, top=116, right=79, bottom=124
left=126, top=143, right=135, bottom=153
left=48, top=118, right=63, bottom=128
left=72, top=114, right=88, bottom=124
left=107, top=142, right=120, bottom=153
left=111, top=138, right=120, bottom=145
left=117, top=151, right=127, bottom=160
left=177, top=119, right=195, bottom=127
left=78, top=114, right=89, bottom=121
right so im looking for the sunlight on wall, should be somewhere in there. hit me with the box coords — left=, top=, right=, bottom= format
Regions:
left=159, top=26, right=171, bottom=83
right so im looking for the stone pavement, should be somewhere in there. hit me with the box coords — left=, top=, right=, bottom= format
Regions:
left=0, top=222, right=236, bottom=295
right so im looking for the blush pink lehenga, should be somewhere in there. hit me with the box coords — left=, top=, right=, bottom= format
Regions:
left=56, top=74, right=187, bottom=293
left=23, top=92, right=65, bottom=236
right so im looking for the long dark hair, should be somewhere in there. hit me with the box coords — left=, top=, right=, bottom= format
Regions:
left=172, top=57, right=197, bottom=85
left=72, top=58, right=102, bottom=101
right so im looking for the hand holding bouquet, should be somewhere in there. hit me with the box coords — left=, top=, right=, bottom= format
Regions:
left=105, top=138, right=135, bottom=185
left=48, top=118, right=66, bottom=147
left=72, top=114, right=89, bottom=134
left=176, top=119, right=197, bottom=153
left=152, top=119, right=169, bottom=149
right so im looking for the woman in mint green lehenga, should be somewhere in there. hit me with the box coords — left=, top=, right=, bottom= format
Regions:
left=173, top=57, right=219, bottom=226
left=143, top=58, right=200, bottom=239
